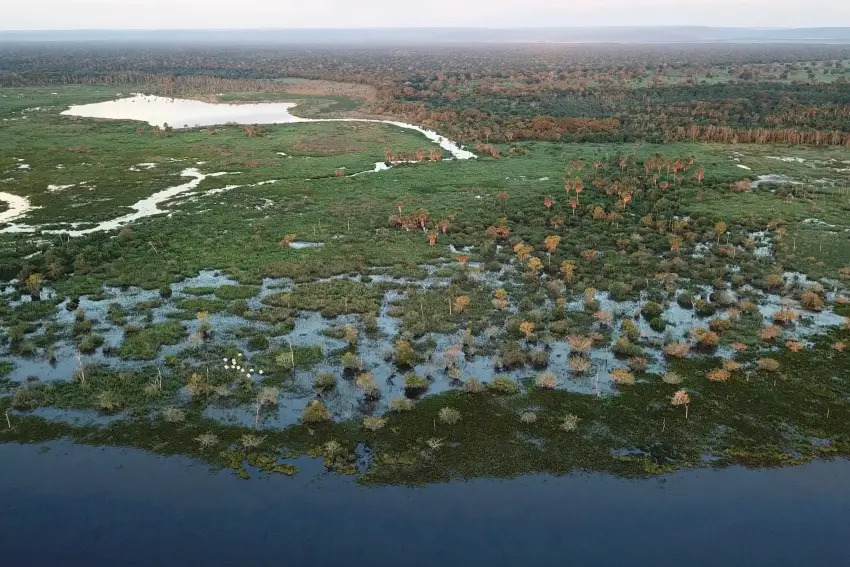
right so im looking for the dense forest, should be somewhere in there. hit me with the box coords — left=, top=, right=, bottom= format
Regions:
left=2, top=42, right=849, bottom=145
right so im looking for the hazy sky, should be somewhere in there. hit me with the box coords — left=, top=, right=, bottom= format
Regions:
left=3, top=0, right=848, bottom=29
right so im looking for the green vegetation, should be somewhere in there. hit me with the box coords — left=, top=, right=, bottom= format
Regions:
left=2, top=44, right=850, bottom=486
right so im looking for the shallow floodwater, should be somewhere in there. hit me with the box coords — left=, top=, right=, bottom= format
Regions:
left=2, top=441, right=849, bottom=567
left=63, top=94, right=476, bottom=160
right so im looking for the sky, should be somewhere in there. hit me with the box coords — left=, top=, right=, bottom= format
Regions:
left=3, top=0, right=849, bottom=30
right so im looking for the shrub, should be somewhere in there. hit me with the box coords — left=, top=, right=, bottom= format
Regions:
left=621, top=319, right=640, bottom=341
left=708, top=318, right=733, bottom=333
left=535, top=372, right=558, bottom=390
left=404, top=373, right=429, bottom=395
left=462, top=378, right=487, bottom=394
left=528, top=350, right=550, bottom=369
left=757, top=358, right=781, bottom=372
left=722, top=359, right=742, bottom=372
left=801, top=292, right=824, bottom=312
left=626, top=357, right=648, bottom=372
left=194, top=433, right=219, bottom=450
left=11, top=387, right=44, bottom=410
left=773, top=309, right=798, bottom=325
left=649, top=317, right=667, bottom=332
left=567, top=334, right=593, bottom=354
left=356, top=372, right=381, bottom=400
left=77, top=333, right=104, bottom=354
left=97, top=390, right=122, bottom=412
left=691, top=328, right=719, bottom=348
left=759, top=326, right=781, bottom=341
left=695, top=299, right=716, bottom=317
left=706, top=369, right=730, bottom=382
left=610, top=368, right=635, bottom=386
left=301, top=400, right=332, bottom=423
left=550, top=319, right=570, bottom=336
left=314, top=372, right=337, bottom=392
left=162, top=407, right=186, bottom=423
left=641, top=302, right=663, bottom=319
left=561, top=414, right=580, bottom=432
left=520, top=411, right=538, bottom=424
left=489, top=376, right=520, bottom=395
left=247, top=334, right=269, bottom=351
left=498, top=341, right=527, bottom=368
left=438, top=407, right=462, bottom=425
left=362, top=417, right=387, bottom=431
left=662, top=372, right=683, bottom=385
left=613, top=337, right=645, bottom=357
left=664, top=342, right=690, bottom=358
left=394, top=340, right=419, bottom=368
left=341, top=351, right=362, bottom=372
left=568, top=356, right=591, bottom=374
left=389, top=397, right=415, bottom=412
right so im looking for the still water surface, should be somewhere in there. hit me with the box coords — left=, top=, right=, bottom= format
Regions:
left=1, top=441, right=848, bottom=566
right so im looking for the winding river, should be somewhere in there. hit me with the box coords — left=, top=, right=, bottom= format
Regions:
left=0, top=94, right=475, bottom=235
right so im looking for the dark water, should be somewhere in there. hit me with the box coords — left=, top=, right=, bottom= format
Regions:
left=1, top=442, right=849, bottom=567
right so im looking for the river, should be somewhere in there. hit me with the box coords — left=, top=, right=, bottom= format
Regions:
left=2, top=441, right=848, bottom=566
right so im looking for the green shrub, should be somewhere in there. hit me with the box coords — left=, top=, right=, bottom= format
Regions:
left=248, top=334, right=269, bottom=351
left=77, top=333, right=104, bottom=354
left=301, top=400, right=332, bottom=423
left=641, top=302, right=663, bottom=319
left=438, top=407, right=462, bottom=425
left=404, top=373, right=429, bottom=395
left=489, top=376, right=520, bottom=395
left=314, top=372, right=337, bottom=391
left=528, top=350, right=550, bottom=369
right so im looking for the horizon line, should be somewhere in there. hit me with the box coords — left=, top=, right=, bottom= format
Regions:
left=3, top=25, right=850, bottom=32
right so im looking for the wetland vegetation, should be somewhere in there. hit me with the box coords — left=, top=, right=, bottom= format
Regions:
left=2, top=42, right=850, bottom=485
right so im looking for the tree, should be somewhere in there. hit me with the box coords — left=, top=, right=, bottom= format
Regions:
left=544, top=235, right=561, bottom=266
left=513, top=242, right=533, bottom=264
left=497, top=192, right=509, bottom=212
left=519, top=321, right=535, bottom=340
left=544, top=196, right=555, bottom=210
left=671, top=390, right=691, bottom=418
left=696, top=167, right=705, bottom=185
left=560, top=260, right=576, bottom=283
left=714, top=220, right=727, bottom=244
left=492, top=289, right=509, bottom=309
left=427, top=231, right=437, bottom=246
left=527, top=257, right=543, bottom=276
left=25, top=273, right=42, bottom=298
left=453, top=295, right=470, bottom=313
left=669, top=235, right=683, bottom=254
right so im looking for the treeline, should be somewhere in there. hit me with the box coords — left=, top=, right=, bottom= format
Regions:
left=2, top=43, right=849, bottom=146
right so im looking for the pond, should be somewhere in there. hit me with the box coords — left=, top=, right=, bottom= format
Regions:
left=2, top=440, right=849, bottom=566
left=62, top=94, right=476, bottom=160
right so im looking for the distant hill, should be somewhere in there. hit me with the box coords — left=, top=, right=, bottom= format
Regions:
left=2, top=27, right=850, bottom=44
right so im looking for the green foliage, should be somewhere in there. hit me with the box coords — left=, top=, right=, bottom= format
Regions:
left=489, top=376, right=520, bottom=395
left=117, top=322, right=186, bottom=360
